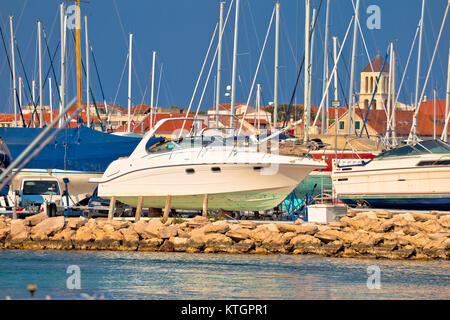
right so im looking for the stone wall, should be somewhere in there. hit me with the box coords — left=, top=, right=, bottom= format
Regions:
left=0, top=211, right=449, bottom=260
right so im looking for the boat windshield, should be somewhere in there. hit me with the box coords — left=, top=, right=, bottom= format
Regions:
left=376, top=139, right=450, bottom=159
left=146, top=136, right=222, bottom=154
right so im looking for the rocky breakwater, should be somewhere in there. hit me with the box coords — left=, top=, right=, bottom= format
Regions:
left=0, top=211, right=449, bottom=260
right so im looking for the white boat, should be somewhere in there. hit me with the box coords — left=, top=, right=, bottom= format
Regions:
left=90, top=118, right=327, bottom=211
left=332, top=139, right=450, bottom=210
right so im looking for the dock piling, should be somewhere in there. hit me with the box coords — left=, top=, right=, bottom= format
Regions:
left=163, top=195, right=171, bottom=219
left=202, top=194, right=208, bottom=217
left=108, top=196, right=116, bottom=221
left=135, top=196, right=143, bottom=222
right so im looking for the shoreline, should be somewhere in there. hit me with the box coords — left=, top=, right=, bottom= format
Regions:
left=0, top=211, right=449, bottom=260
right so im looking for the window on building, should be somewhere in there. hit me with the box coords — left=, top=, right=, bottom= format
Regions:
left=339, top=121, right=345, bottom=130
left=355, top=121, right=360, bottom=130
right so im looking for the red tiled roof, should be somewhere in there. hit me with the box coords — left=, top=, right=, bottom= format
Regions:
left=114, top=113, right=207, bottom=134
left=362, top=54, right=389, bottom=73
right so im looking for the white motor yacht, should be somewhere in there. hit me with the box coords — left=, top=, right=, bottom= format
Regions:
left=332, top=139, right=450, bottom=210
left=90, top=118, right=327, bottom=211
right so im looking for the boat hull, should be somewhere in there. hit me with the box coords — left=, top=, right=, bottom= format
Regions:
left=339, top=193, right=450, bottom=210
left=97, top=163, right=316, bottom=211
left=333, top=160, right=450, bottom=210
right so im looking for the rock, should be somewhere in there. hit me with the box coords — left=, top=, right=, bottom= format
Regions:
left=262, top=223, right=279, bottom=233
left=341, top=215, right=372, bottom=230
left=357, top=211, right=378, bottom=219
left=412, top=212, right=438, bottom=222
left=417, top=220, right=444, bottom=234
left=73, top=226, right=95, bottom=242
left=158, top=225, right=178, bottom=239
left=159, top=239, right=175, bottom=252
left=281, top=232, right=297, bottom=244
left=375, top=210, right=393, bottom=219
left=406, top=233, right=431, bottom=248
left=24, top=212, right=48, bottom=226
left=202, top=223, right=230, bottom=234
left=103, top=229, right=123, bottom=241
left=108, top=220, right=131, bottom=230
left=293, top=218, right=304, bottom=225
left=0, top=227, right=10, bottom=241
left=423, top=238, right=450, bottom=259
left=120, top=228, right=139, bottom=242
left=177, top=229, right=190, bottom=238
left=295, top=224, right=319, bottom=235
left=239, top=221, right=257, bottom=229
left=396, top=213, right=415, bottom=222
left=93, top=228, right=106, bottom=241
left=290, top=234, right=322, bottom=254
left=391, top=245, right=416, bottom=259
left=262, top=232, right=291, bottom=253
left=138, top=238, right=163, bottom=251
left=143, top=219, right=164, bottom=238
left=314, top=230, right=343, bottom=243
left=10, top=220, right=30, bottom=240
left=367, top=219, right=394, bottom=233
left=250, top=227, right=273, bottom=242
left=328, top=222, right=344, bottom=230
left=275, top=223, right=298, bottom=233
left=67, top=217, right=87, bottom=230
left=316, top=240, right=344, bottom=256
left=52, top=228, right=76, bottom=240
left=172, top=237, right=189, bottom=252
left=230, top=239, right=255, bottom=253
left=204, top=233, right=233, bottom=252
left=32, top=216, right=65, bottom=237
left=132, top=220, right=148, bottom=238
left=102, top=224, right=115, bottom=234
left=225, top=228, right=252, bottom=242
left=438, top=215, right=450, bottom=228
left=187, top=216, right=210, bottom=228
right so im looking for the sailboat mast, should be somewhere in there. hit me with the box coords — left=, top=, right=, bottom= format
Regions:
left=333, top=36, right=339, bottom=159
left=392, top=45, right=397, bottom=145
left=445, top=48, right=450, bottom=142
left=32, top=80, right=36, bottom=127
left=257, top=83, right=261, bottom=132
left=9, top=16, right=17, bottom=127
left=273, top=2, right=280, bottom=130
left=18, top=77, right=22, bottom=118
left=347, top=0, right=359, bottom=135
left=85, top=15, right=90, bottom=128
left=216, top=2, right=225, bottom=128
left=386, top=41, right=394, bottom=144
left=230, top=0, right=240, bottom=130
left=413, top=0, right=426, bottom=140
left=303, top=0, right=311, bottom=144
left=75, top=0, right=82, bottom=107
left=49, top=77, right=53, bottom=124
left=308, top=8, right=316, bottom=134
left=150, top=50, right=156, bottom=130
left=38, top=19, right=43, bottom=127
left=127, top=33, right=133, bottom=133
left=322, top=0, right=330, bottom=134
left=59, top=3, right=66, bottom=128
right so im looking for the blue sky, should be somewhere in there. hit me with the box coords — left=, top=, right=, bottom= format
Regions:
left=0, top=0, right=449, bottom=115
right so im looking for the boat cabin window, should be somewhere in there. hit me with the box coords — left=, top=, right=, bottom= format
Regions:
left=375, top=140, right=450, bottom=159
left=22, top=181, right=60, bottom=195
left=146, top=136, right=220, bottom=154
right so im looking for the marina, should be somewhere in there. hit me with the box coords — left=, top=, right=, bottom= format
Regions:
left=0, top=0, right=449, bottom=302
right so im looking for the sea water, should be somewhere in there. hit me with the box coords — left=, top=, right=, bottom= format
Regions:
left=0, top=250, right=448, bottom=300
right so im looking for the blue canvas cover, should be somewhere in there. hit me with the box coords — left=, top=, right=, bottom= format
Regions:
left=0, top=126, right=161, bottom=173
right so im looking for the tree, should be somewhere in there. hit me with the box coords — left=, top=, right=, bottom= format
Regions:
left=265, top=104, right=316, bottom=123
